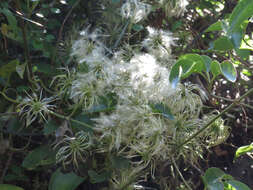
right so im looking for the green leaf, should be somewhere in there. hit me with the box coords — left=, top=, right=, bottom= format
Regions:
left=16, top=63, right=26, bottom=79
left=169, top=61, right=181, bottom=88
left=49, top=168, right=85, bottom=190
left=0, top=59, right=19, bottom=80
left=111, top=155, right=131, bottom=170
left=34, top=63, right=58, bottom=76
left=228, top=0, right=253, bottom=48
left=226, top=180, right=251, bottom=190
left=169, top=54, right=205, bottom=87
left=202, top=167, right=225, bottom=190
left=0, top=184, right=24, bottom=190
left=132, top=24, right=144, bottom=32
left=179, top=54, right=205, bottom=77
left=22, top=145, right=55, bottom=170
left=0, top=8, right=18, bottom=31
left=210, top=61, right=221, bottom=79
left=213, top=36, right=234, bottom=51
left=202, top=55, right=212, bottom=73
left=234, top=143, right=253, bottom=160
left=220, top=61, right=237, bottom=82
left=229, top=0, right=253, bottom=34
left=71, top=114, right=94, bottom=133
left=43, top=120, right=59, bottom=135
left=235, top=49, right=250, bottom=60
left=205, top=21, right=222, bottom=32
left=150, top=103, right=174, bottom=120
left=88, top=170, right=111, bottom=184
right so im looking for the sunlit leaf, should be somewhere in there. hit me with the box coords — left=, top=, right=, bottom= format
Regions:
left=229, top=0, right=253, bottom=34
left=228, top=0, right=253, bottom=48
left=169, top=61, right=181, bottom=88
left=235, top=143, right=253, bottom=160
left=205, top=21, right=222, bottom=32
left=226, top=180, right=251, bottom=190
left=180, top=54, right=205, bottom=76
left=220, top=61, right=237, bottom=82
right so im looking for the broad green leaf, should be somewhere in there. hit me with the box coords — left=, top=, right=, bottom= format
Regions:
left=202, top=167, right=225, bottom=190
left=230, top=31, right=244, bottom=49
left=228, top=0, right=253, bottom=48
left=0, top=184, right=24, bottom=190
left=213, top=36, right=234, bottom=51
left=210, top=61, right=221, bottom=78
left=229, top=0, right=253, bottom=34
left=88, top=170, right=111, bottom=184
left=49, top=169, right=85, bottom=190
left=169, top=54, right=205, bottom=87
left=226, top=180, right=251, bottom=190
left=205, top=21, right=222, bottom=32
left=235, top=143, right=253, bottom=160
left=202, top=55, right=212, bottom=73
left=180, top=54, right=205, bottom=76
left=22, top=145, right=55, bottom=170
left=220, top=61, right=237, bottom=82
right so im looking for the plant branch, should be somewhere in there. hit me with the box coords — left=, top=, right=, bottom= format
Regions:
left=49, top=111, right=93, bottom=130
left=0, top=91, right=20, bottom=104
left=15, top=0, right=33, bottom=79
left=172, top=158, right=193, bottom=190
left=178, top=88, right=253, bottom=149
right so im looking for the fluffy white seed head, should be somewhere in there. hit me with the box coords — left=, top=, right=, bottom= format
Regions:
left=121, top=0, right=151, bottom=23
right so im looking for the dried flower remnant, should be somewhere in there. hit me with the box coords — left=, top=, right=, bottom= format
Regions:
left=143, top=26, right=175, bottom=53
left=71, top=27, right=109, bottom=71
left=70, top=72, right=105, bottom=109
left=94, top=103, right=174, bottom=162
left=161, top=0, right=189, bottom=17
left=54, top=131, right=92, bottom=168
left=121, top=0, right=151, bottom=23
left=50, top=67, right=76, bottom=97
left=18, top=90, right=56, bottom=127
left=118, top=53, right=175, bottom=102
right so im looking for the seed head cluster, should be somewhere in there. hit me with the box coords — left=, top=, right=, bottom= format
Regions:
left=17, top=0, right=230, bottom=188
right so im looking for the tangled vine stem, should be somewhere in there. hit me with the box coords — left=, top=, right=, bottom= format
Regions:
left=178, top=88, right=253, bottom=149
left=172, top=158, right=193, bottom=190
left=49, top=111, right=93, bottom=129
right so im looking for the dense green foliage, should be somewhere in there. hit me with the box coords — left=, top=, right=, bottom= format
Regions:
left=0, top=0, right=253, bottom=189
